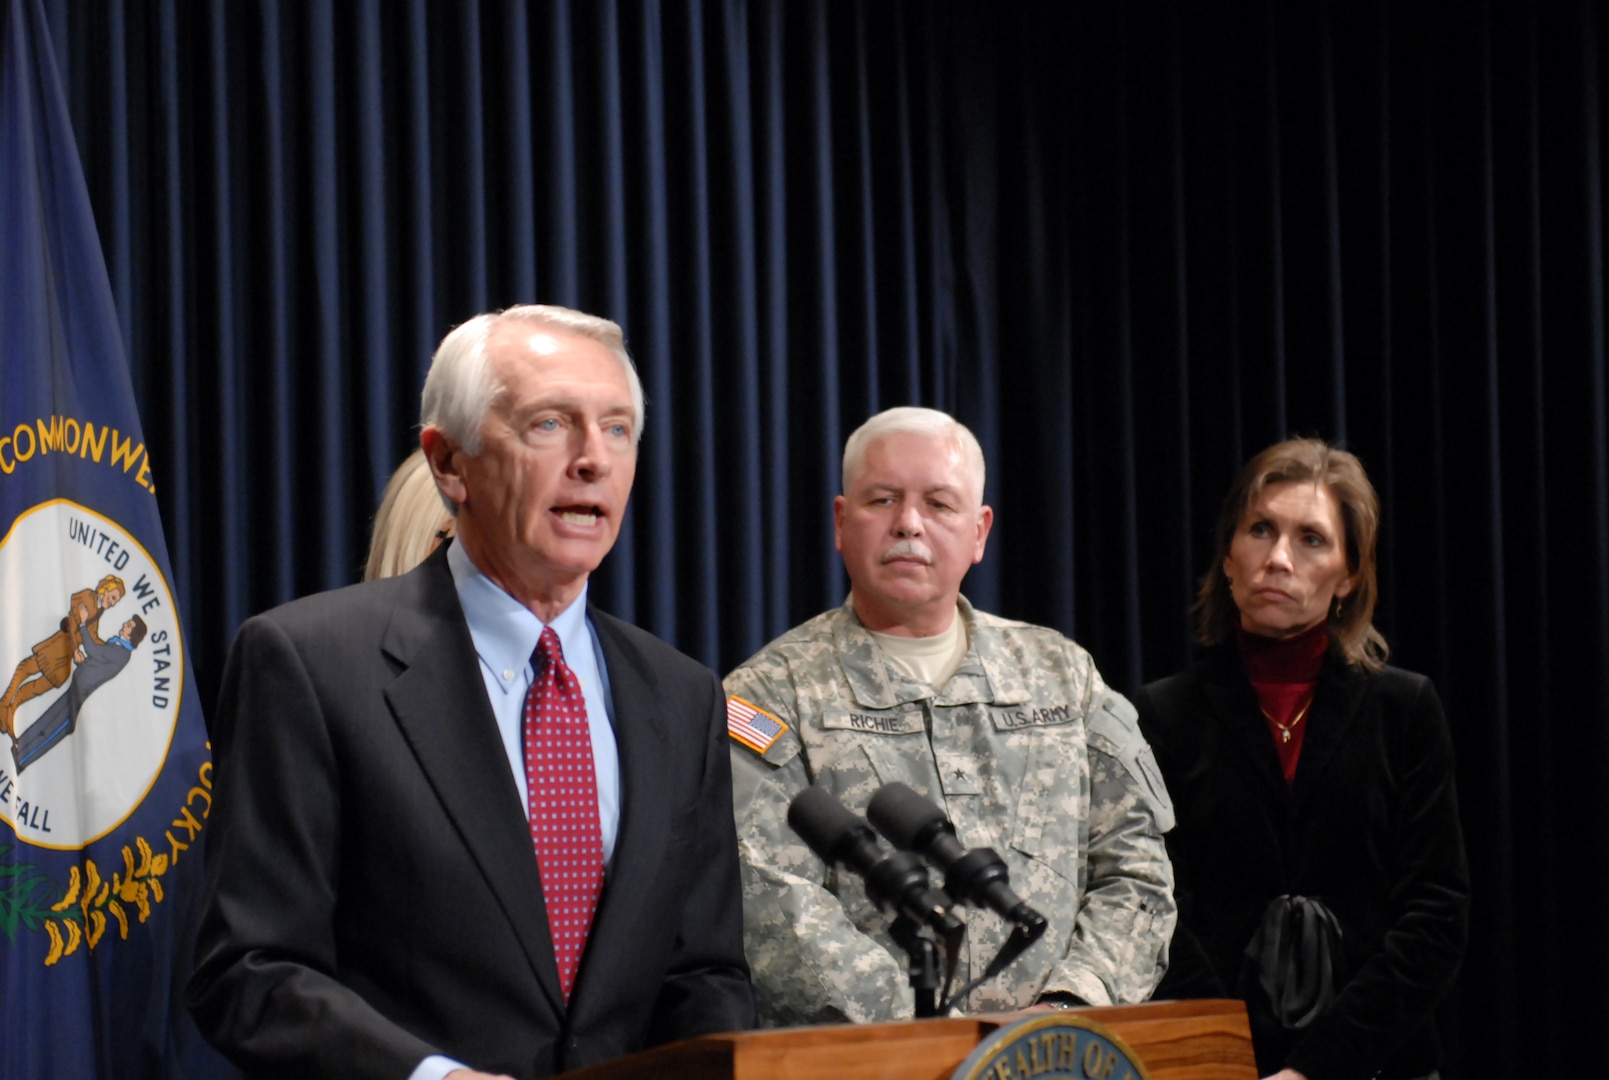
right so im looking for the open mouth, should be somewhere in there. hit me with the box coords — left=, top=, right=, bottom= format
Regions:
left=555, top=505, right=604, bottom=527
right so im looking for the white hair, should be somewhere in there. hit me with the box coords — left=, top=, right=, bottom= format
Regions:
left=841, top=406, right=987, bottom=502
left=419, top=304, right=645, bottom=454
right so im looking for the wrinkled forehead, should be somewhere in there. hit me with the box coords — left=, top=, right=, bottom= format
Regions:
left=490, top=320, right=579, bottom=357
left=485, top=323, right=565, bottom=388
left=484, top=325, right=631, bottom=402
left=1245, top=478, right=1345, bottom=529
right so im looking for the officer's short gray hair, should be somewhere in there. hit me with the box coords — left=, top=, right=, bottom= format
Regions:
left=841, top=406, right=986, bottom=503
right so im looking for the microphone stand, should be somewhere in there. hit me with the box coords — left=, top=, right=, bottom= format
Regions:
left=888, top=915, right=943, bottom=1018
left=861, top=850, right=965, bottom=1017
left=864, top=782, right=1049, bottom=1014
left=784, top=786, right=967, bottom=1017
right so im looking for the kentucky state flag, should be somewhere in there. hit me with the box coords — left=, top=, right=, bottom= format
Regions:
left=1, top=0, right=231, bottom=1075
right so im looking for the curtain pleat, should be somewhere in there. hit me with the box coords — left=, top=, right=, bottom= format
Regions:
left=36, top=1, right=1609, bottom=1073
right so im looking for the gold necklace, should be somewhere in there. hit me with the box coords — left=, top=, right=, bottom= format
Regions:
left=1261, top=694, right=1314, bottom=744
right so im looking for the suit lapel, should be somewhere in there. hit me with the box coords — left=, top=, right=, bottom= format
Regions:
left=577, top=609, right=673, bottom=995
left=1198, top=646, right=1370, bottom=814
left=379, top=551, right=566, bottom=1011
left=1289, top=657, right=1367, bottom=808
left=1200, top=652, right=1291, bottom=805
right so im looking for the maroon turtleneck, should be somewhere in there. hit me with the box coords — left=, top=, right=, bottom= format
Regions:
left=1235, top=619, right=1328, bottom=783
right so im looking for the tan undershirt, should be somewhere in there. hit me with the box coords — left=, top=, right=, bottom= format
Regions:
left=858, top=601, right=970, bottom=689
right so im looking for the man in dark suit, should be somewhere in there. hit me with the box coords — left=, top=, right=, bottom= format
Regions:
left=187, top=305, right=756, bottom=1080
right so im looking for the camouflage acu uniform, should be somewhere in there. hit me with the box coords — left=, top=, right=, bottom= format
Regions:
left=726, top=597, right=1176, bottom=1026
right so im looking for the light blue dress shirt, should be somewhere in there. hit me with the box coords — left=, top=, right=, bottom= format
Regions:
left=411, top=541, right=623, bottom=1080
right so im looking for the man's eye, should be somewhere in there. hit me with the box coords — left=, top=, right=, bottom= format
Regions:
left=535, top=418, right=560, bottom=432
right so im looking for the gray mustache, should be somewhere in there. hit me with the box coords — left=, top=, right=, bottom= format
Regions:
left=880, top=540, right=933, bottom=564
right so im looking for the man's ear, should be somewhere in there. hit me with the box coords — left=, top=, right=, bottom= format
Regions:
left=420, top=427, right=467, bottom=507
left=972, top=504, right=995, bottom=564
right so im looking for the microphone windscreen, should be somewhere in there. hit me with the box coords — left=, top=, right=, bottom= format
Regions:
left=787, top=785, right=865, bottom=862
left=866, top=781, right=948, bottom=851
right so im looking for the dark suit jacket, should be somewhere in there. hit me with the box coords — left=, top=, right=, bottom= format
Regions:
left=187, top=547, right=755, bottom=1078
left=1134, top=645, right=1469, bottom=1080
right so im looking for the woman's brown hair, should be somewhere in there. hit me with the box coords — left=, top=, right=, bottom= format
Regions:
left=1193, top=437, right=1389, bottom=670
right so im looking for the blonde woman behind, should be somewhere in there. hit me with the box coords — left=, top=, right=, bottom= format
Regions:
left=364, top=447, right=455, bottom=581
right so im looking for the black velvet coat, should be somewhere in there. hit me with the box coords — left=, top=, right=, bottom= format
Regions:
left=1134, top=644, right=1469, bottom=1080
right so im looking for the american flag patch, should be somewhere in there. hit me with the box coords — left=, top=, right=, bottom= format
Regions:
left=727, top=695, right=787, bottom=754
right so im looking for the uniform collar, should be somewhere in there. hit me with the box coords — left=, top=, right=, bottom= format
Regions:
left=833, top=595, right=1031, bottom=709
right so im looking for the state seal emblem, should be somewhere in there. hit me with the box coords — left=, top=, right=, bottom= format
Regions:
left=0, top=499, right=183, bottom=849
left=951, top=1012, right=1152, bottom=1080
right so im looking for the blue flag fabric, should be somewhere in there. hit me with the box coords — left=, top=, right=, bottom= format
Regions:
left=1, top=0, right=232, bottom=1075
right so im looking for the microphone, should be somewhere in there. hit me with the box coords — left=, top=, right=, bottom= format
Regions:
left=787, top=785, right=962, bottom=936
left=866, top=782, right=1047, bottom=939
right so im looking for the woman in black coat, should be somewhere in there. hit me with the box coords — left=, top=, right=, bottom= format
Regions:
left=1135, top=439, right=1468, bottom=1080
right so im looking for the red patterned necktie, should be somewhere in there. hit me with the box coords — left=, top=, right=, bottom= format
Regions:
left=523, top=626, right=605, bottom=1001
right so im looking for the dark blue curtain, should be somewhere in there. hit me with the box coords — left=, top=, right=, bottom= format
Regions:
left=37, top=1, right=1608, bottom=1074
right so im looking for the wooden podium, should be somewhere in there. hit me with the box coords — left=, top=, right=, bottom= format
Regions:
left=562, top=999, right=1256, bottom=1079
